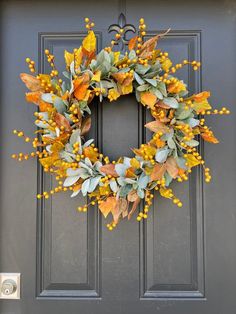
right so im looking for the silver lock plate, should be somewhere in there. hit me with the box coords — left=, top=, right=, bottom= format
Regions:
left=0, top=273, right=20, bottom=299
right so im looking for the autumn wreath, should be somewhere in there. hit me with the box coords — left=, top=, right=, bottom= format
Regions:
left=13, top=18, right=230, bottom=230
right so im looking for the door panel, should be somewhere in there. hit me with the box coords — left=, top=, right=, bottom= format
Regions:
left=0, top=1, right=235, bottom=314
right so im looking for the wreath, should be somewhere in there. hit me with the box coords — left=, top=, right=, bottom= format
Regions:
left=13, top=18, right=230, bottom=230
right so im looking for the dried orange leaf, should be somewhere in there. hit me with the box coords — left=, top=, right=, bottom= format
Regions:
left=25, top=91, right=41, bottom=105
left=127, top=190, right=139, bottom=202
left=201, top=132, right=219, bottom=144
left=54, top=113, right=71, bottom=132
left=166, top=157, right=179, bottom=178
left=20, top=73, right=43, bottom=92
left=141, top=92, right=157, bottom=109
left=99, top=164, right=118, bottom=177
left=128, top=197, right=140, bottom=220
left=128, top=35, right=138, bottom=50
left=99, top=196, right=117, bottom=218
left=150, top=163, right=166, bottom=181
left=145, top=120, right=169, bottom=133
left=81, top=116, right=91, bottom=135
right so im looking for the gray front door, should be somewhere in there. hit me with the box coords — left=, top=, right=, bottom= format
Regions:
left=1, top=1, right=235, bottom=313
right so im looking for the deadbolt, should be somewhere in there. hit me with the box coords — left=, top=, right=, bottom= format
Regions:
left=1, top=279, right=17, bottom=295
left=0, top=273, right=20, bottom=299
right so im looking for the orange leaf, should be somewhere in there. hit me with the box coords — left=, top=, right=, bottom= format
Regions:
left=83, top=146, right=99, bottom=163
left=201, top=132, right=219, bottom=144
left=141, top=92, right=157, bottom=109
left=112, top=72, right=126, bottom=84
left=54, top=113, right=71, bottom=132
left=25, top=91, right=41, bottom=105
left=193, top=91, right=211, bottom=102
left=145, top=120, right=169, bottom=133
left=99, top=196, right=117, bottom=218
left=73, top=72, right=90, bottom=101
left=150, top=163, right=166, bottom=181
left=99, top=164, right=118, bottom=177
left=128, top=35, right=138, bottom=50
left=125, top=167, right=136, bottom=178
left=20, top=73, right=43, bottom=92
left=166, top=157, right=178, bottom=178
left=39, top=100, right=52, bottom=112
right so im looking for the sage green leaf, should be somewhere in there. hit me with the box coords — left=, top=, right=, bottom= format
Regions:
left=185, top=139, right=199, bottom=147
left=128, top=49, right=136, bottom=60
left=167, top=137, right=176, bottom=149
left=157, top=82, right=167, bottom=97
left=137, top=84, right=149, bottom=92
left=134, top=72, right=145, bottom=85
left=63, top=175, right=80, bottom=187
left=137, top=188, right=145, bottom=199
left=150, top=87, right=163, bottom=99
left=145, top=78, right=157, bottom=87
left=163, top=97, right=179, bottom=108
left=155, top=148, right=170, bottom=163
left=81, top=179, right=91, bottom=196
left=110, top=180, right=118, bottom=192
left=88, top=177, right=100, bottom=193
left=135, top=64, right=151, bottom=75
left=41, top=93, right=53, bottom=103
left=119, top=184, right=132, bottom=197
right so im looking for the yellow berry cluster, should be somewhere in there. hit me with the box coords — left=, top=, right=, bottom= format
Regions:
left=84, top=17, right=95, bottom=30
left=137, top=192, right=153, bottom=221
left=203, top=107, right=230, bottom=115
left=25, top=57, right=36, bottom=73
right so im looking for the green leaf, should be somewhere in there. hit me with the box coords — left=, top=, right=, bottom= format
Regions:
left=155, top=148, right=170, bottom=163
left=145, top=78, right=157, bottom=87
left=135, top=64, right=151, bottom=75
left=150, top=87, right=163, bottom=99
left=136, top=84, right=149, bottom=92
left=54, top=97, right=66, bottom=113
left=88, top=177, right=100, bottom=193
left=163, top=97, right=179, bottom=109
left=41, top=93, right=53, bottom=103
left=167, top=137, right=176, bottom=149
left=157, top=82, right=167, bottom=97
left=128, top=49, right=136, bottom=60
left=81, top=179, right=91, bottom=196
left=134, top=72, right=145, bottom=85
left=185, top=139, right=199, bottom=147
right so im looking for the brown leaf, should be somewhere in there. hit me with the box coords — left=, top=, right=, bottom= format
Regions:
left=139, top=29, right=171, bottom=58
left=99, top=196, right=117, bottom=218
left=128, top=197, right=140, bottom=220
left=145, top=120, right=169, bottom=133
left=54, top=113, right=71, bottom=132
left=150, top=163, right=166, bottom=181
left=112, top=198, right=128, bottom=223
left=139, top=35, right=159, bottom=58
left=128, top=35, right=138, bottom=50
left=127, top=190, right=139, bottom=202
left=99, top=164, right=118, bottom=177
left=81, top=116, right=91, bottom=136
left=20, top=73, right=43, bottom=92
left=166, top=157, right=179, bottom=178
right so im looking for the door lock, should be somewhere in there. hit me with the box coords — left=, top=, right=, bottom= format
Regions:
left=0, top=273, right=20, bottom=299
left=1, top=279, right=17, bottom=295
